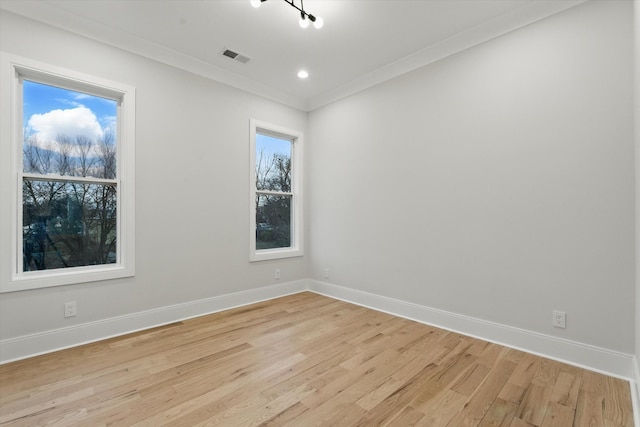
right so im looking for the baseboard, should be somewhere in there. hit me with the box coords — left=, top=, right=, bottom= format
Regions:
left=633, top=357, right=640, bottom=427
left=2, top=278, right=635, bottom=383
left=308, top=280, right=634, bottom=381
left=0, top=279, right=308, bottom=364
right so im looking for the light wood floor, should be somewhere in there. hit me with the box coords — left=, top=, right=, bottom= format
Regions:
left=0, top=292, right=633, bottom=426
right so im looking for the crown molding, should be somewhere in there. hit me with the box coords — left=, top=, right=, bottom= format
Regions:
left=306, top=0, right=588, bottom=111
left=1, top=0, right=588, bottom=112
left=0, top=1, right=308, bottom=110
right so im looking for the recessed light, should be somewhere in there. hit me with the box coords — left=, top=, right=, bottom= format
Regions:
left=297, top=70, right=309, bottom=79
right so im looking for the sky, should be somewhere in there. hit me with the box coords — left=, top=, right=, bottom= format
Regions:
left=255, top=133, right=292, bottom=191
left=23, top=80, right=117, bottom=148
left=256, top=133, right=291, bottom=160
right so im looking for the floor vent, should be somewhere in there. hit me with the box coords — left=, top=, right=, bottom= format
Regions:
left=222, top=49, right=250, bottom=64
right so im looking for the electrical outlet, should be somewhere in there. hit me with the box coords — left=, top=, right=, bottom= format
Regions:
left=552, top=310, right=566, bottom=329
left=323, top=267, right=329, bottom=279
left=64, top=301, right=77, bottom=318
left=274, top=269, right=281, bottom=280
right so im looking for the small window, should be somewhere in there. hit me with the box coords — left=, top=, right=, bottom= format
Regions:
left=249, top=120, right=303, bottom=261
left=1, top=54, right=135, bottom=292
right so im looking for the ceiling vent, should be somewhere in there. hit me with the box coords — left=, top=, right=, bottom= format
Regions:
left=222, top=48, right=250, bottom=64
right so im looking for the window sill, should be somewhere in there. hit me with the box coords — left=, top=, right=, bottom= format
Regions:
left=2, top=264, right=135, bottom=293
left=250, top=248, right=304, bottom=262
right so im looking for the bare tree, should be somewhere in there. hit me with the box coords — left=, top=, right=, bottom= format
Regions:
left=22, top=132, right=117, bottom=271
left=256, top=147, right=275, bottom=190
left=255, top=151, right=292, bottom=249
left=75, top=135, right=96, bottom=177
left=98, top=130, right=116, bottom=179
left=56, top=135, right=74, bottom=176
left=23, top=135, right=54, bottom=174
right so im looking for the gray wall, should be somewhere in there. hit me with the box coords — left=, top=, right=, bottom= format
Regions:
left=635, top=0, right=640, bottom=377
left=308, top=0, right=635, bottom=353
left=0, top=11, right=308, bottom=341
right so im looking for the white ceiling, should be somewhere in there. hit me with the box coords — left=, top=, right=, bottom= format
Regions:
left=0, top=0, right=586, bottom=111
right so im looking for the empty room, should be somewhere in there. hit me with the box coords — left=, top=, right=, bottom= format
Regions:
left=0, top=0, right=638, bottom=426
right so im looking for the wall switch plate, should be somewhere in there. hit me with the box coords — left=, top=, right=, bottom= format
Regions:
left=64, top=301, right=77, bottom=318
left=552, top=310, right=566, bottom=328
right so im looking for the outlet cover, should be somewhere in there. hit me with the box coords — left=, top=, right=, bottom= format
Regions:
left=64, top=301, right=77, bottom=318
left=552, top=310, right=566, bottom=328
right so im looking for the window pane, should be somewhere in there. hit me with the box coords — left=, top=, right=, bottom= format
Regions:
left=256, top=133, right=291, bottom=192
left=23, top=180, right=117, bottom=271
left=256, top=194, right=291, bottom=250
left=23, top=80, right=117, bottom=179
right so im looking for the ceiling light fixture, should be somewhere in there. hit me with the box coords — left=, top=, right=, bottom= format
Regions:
left=251, top=0, right=323, bottom=29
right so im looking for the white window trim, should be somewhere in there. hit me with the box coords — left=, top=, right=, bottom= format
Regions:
left=249, top=119, right=304, bottom=262
left=0, top=53, right=136, bottom=293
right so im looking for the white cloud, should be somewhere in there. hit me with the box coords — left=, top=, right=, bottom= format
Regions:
left=28, top=106, right=104, bottom=146
left=73, top=93, right=92, bottom=100
left=101, top=115, right=117, bottom=137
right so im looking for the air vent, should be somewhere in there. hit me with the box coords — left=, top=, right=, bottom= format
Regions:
left=222, top=49, right=250, bottom=64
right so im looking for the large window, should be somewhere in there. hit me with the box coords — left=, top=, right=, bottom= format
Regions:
left=0, top=54, right=135, bottom=292
left=249, top=120, right=303, bottom=261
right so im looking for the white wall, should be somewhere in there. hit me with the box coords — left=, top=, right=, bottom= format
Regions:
left=0, top=0, right=636, bottom=372
left=0, top=12, right=308, bottom=349
left=635, top=0, right=640, bottom=380
left=308, top=0, right=635, bottom=354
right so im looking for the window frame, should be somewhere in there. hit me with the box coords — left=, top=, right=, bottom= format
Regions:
left=0, top=53, right=136, bottom=293
left=249, top=119, right=304, bottom=262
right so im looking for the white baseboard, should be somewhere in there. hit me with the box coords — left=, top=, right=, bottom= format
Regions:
left=632, top=357, right=640, bottom=427
left=1, top=278, right=635, bottom=385
left=0, top=279, right=308, bottom=364
left=308, top=280, right=634, bottom=381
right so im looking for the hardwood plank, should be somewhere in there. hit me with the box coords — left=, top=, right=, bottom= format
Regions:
left=531, top=359, right=561, bottom=388
left=540, top=402, right=575, bottom=427
left=318, top=403, right=367, bottom=426
left=582, top=369, right=608, bottom=394
left=409, top=345, right=478, bottom=409
left=549, top=371, right=581, bottom=409
left=385, top=405, right=425, bottom=426
left=355, top=349, right=436, bottom=411
left=0, top=292, right=633, bottom=427
left=509, top=417, right=536, bottom=427
left=413, top=389, right=467, bottom=426
left=515, top=383, right=553, bottom=426
left=498, top=383, right=527, bottom=405
left=574, top=390, right=606, bottom=427
left=451, top=362, right=492, bottom=397
left=299, top=348, right=399, bottom=411
left=129, top=352, right=309, bottom=426
left=356, top=376, right=406, bottom=411
left=604, top=376, right=634, bottom=427
left=446, top=358, right=517, bottom=426
left=507, top=352, right=542, bottom=389
left=258, top=401, right=308, bottom=427
left=351, top=363, right=443, bottom=426
left=477, top=398, right=518, bottom=427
